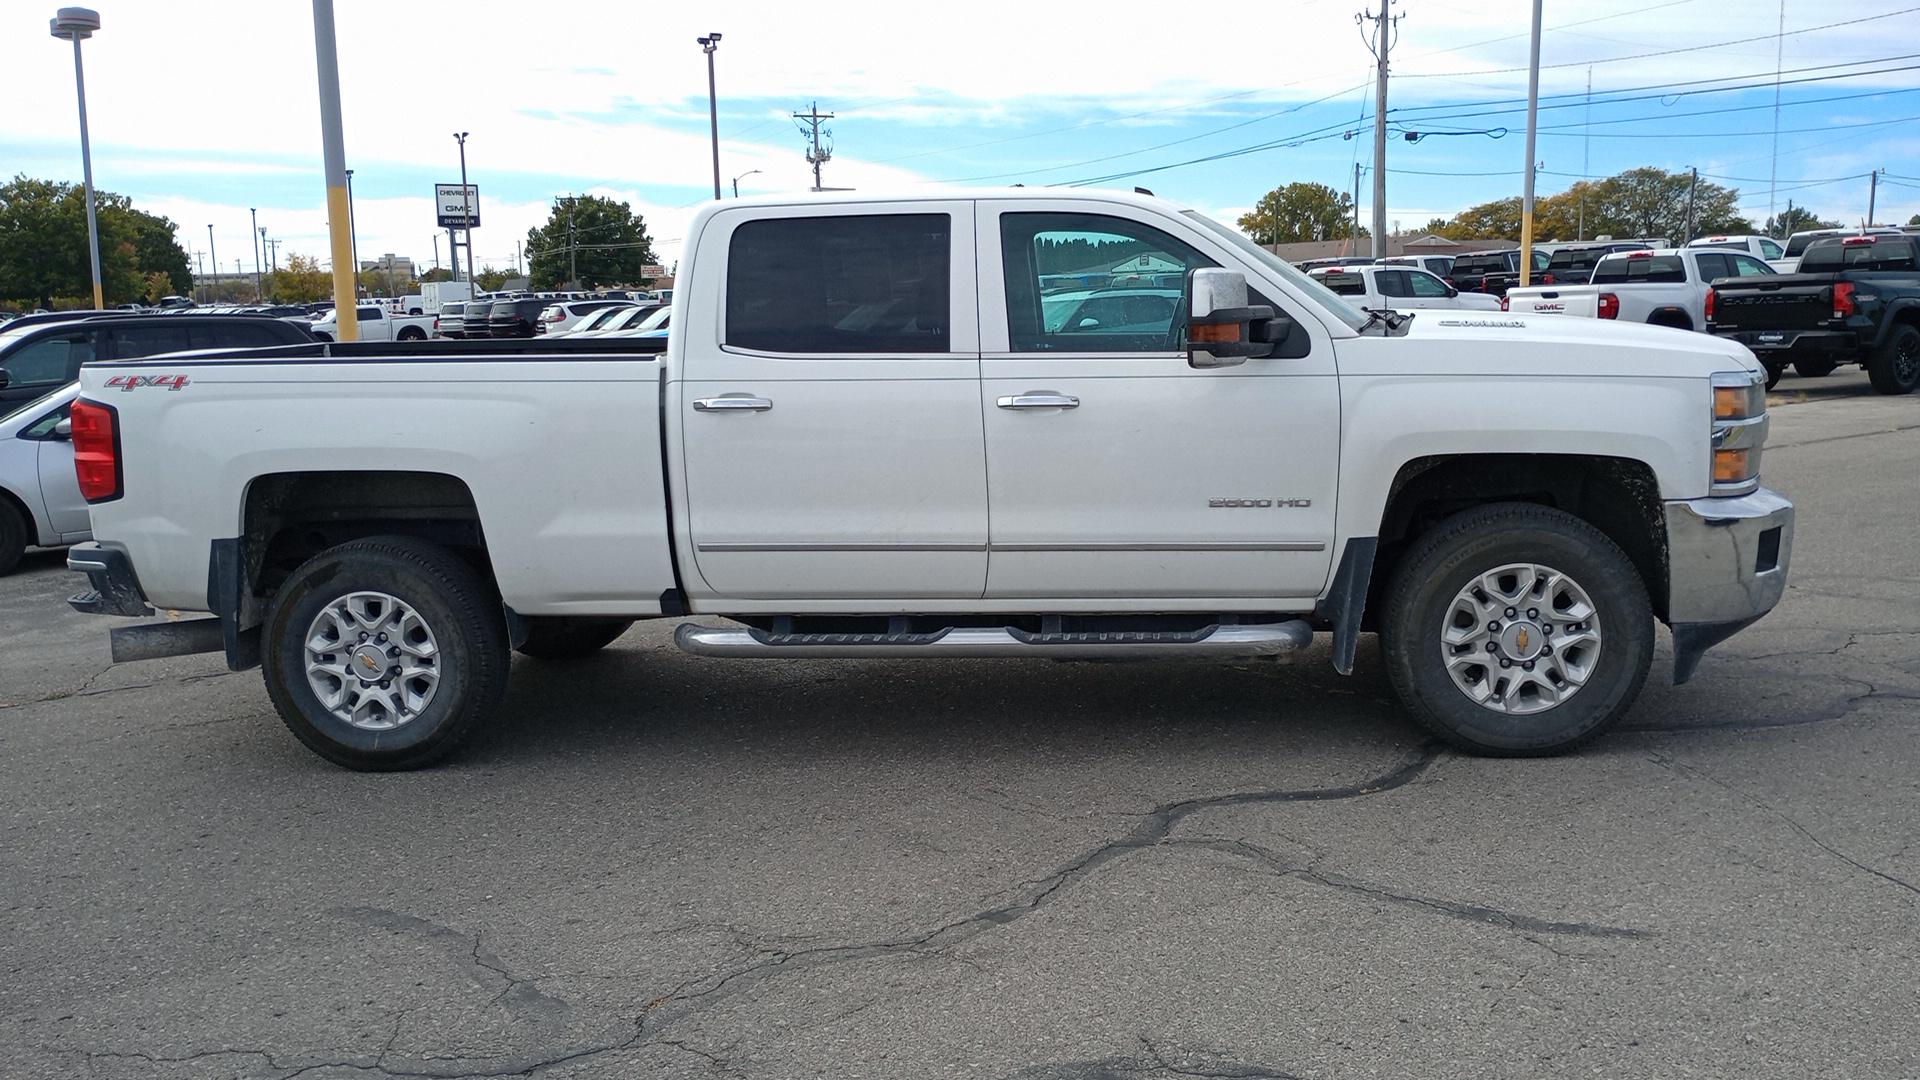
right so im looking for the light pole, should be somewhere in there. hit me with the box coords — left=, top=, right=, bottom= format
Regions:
left=207, top=224, right=219, bottom=304
left=344, top=168, right=360, bottom=295
left=698, top=33, right=723, bottom=200
left=50, top=7, right=104, bottom=310
left=249, top=208, right=263, bottom=300
left=454, top=132, right=473, bottom=287
left=731, top=168, right=761, bottom=197
left=258, top=225, right=268, bottom=296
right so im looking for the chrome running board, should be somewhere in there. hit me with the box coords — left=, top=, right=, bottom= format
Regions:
left=674, top=620, right=1314, bottom=659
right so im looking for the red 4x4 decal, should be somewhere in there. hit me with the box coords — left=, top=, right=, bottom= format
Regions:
left=104, top=374, right=190, bottom=391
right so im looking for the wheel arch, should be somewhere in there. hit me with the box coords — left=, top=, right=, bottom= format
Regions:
left=239, top=470, right=490, bottom=605
left=0, top=482, right=46, bottom=548
left=1645, top=307, right=1694, bottom=331
left=1369, top=454, right=1670, bottom=626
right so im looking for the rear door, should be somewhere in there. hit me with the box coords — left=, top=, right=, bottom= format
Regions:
left=677, top=202, right=988, bottom=601
left=977, top=203, right=1339, bottom=601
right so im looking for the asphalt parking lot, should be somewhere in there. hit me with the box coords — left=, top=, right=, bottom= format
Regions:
left=3, top=367, right=1917, bottom=1080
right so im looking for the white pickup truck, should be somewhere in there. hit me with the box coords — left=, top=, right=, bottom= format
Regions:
left=306, top=304, right=436, bottom=343
left=63, top=188, right=1793, bottom=770
left=1504, top=248, right=1777, bottom=331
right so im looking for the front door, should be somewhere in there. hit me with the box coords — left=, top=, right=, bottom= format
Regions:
left=678, top=203, right=988, bottom=601
left=978, top=205, right=1339, bottom=601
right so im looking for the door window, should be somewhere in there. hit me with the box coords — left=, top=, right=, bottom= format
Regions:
left=0, top=333, right=94, bottom=387
left=1001, top=212, right=1213, bottom=352
left=1727, top=254, right=1776, bottom=277
left=1374, top=270, right=1412, bottom=298
left=1406, top=271, right=1452, bottom=297
left=1692, top=253, right=1732, bottom=281
left=107, top=323, right=191, bottom=359
left=1759, top=238, right=1784, bottom=260
left=726, top=213, right=951, bottom=354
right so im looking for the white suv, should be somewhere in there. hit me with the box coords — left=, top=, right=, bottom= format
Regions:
left=537, top=299, right=636, bottom=336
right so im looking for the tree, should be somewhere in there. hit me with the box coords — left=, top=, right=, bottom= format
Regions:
left=525, top=195, right=654, bottom=290
left=0, top=176, right=192, bottom=308
left=474, top=265, right=514, bottom=291
left=1238, top=182, right=1361, bottom=245
left=1425, top=167, right=1754, bottom=244
left=1764, top=201, right=1840, bottom=238
left=265, top=253, right=331, bottom=305
left=418, top=267, right=455, bottom=283
left=1910, top=213, right=1920, bottom=226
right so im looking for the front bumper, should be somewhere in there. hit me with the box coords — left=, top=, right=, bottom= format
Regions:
left=1664, top=487, right=1794, bottom=683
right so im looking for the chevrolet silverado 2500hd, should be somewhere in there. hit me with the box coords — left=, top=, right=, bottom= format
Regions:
left=63, top=189, right=1794, bottom=769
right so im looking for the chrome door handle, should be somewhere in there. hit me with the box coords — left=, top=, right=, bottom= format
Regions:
left=997, top=393, right=1080, bottom=409
left=693, top=395, right=773, bottom=412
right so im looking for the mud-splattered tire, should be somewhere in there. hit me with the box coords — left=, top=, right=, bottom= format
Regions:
left=1381, top=503, right=1653, bottom=756
left=261, top=536, right=507, bottom=771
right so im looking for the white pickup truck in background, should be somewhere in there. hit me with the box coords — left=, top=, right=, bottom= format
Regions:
left=306, top=305, right=437, bottom=342
left=64, top=188, right=1792, bottom=770
left=1306, top=264, right=1503, bottom=313
left=1686, top=234, right=1790, bottom=272
left=1504, top=247, right=1777, bottom=331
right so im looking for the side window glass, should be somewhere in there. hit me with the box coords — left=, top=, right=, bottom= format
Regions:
left=1375, top=271, right=1410, bottom=298
left=1700, top=253, right=1735, bottom=281
left=1002, top=212, right=1213, bottom=353
left=109, top=323, right=191, bottom=359
left=22, top=401, right=73, bottom=439
left=1406, top=271, right=1450, bottom=297
left=1730, top=255, right=1773, bottom=277
left=193, top=323, right=279, bottom=350
left=1760, top=239, right=1784, bottom=260
left=726, top=213, right=950, bottom=354
left=1, top=333, right=93, bottom=386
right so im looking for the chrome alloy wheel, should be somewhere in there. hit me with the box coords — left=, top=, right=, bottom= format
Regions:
left=1440, top=562, right=1603, bottom=715
left=303, top=591, right=441, bottom=730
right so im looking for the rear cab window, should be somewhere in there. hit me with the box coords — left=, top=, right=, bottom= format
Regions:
left=1799, top=237, right=1920, bottom=272
left=1593, top=255, right=1687, bottom=284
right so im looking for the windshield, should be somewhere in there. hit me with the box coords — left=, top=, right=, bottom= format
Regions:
left=635, top=306, right=672, bottom=331
left=1182, top=211, right=1368, bottom=330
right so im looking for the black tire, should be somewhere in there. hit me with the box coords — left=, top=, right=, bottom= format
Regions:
left=1762, top=362, right=1783, bottom=390
left=1867, top=323, right=1920, bottom=395
left=261, top=536, right=508, bottom=771
left=1792, top=356, right=1838, bottom=378
left=515, top=616, right=634, bottom=660
left=1380, top=503, right=1654, bottom=757
left=397, top=327, right=426, bottom=341
left=0, top=497, right=27, bottom=576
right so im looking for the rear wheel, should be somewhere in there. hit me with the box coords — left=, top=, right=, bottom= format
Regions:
left=1381, top=503, right=1653, bottom=756
left=0, top=499, right=27, bottom=576
left=1867, top=323, right=1920, bottom=395
left=515, top=616, right=635, bottom=660
left=261, top=536, right=508, bottom=770
left=397, top=326, right=426, bottom=341
left=1792, top=356, right=1838, bottom=378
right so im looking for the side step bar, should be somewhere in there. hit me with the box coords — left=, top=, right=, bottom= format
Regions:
left=675, top=620, right=1314, bottom=660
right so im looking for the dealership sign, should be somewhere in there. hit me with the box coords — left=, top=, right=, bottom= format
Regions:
left=435, top=184, right=481, bottom=228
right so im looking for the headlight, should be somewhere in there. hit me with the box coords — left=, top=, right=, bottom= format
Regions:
left=1710, top=371, right=1767, bottom=494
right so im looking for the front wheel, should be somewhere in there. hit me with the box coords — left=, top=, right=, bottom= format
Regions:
left=1381, top=503, right=1653, bottom=756
left=1867, top=323, right=1920, bottom=395
left=261, top=536, right=508, bottom=770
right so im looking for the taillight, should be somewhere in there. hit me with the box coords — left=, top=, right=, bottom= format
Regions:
left=1499, top=295, right=1509, bottom=311
left=1705, top=288, right=1716, bottom=322
left=70, top=399, right=122, bottom=502
left=1542, top=272, right=1556, bottom=285
left=1834, top=282, right=1856, bottom=319
left=1598, top=293, right=1620, bottom=320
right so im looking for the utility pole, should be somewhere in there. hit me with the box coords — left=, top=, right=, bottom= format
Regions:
left=1868, top=168, right=1884, bottom=225
left=567, top=195, right=578, bottom=288
left=1359, top=1, right=1399, bottom=259
left=1518, top=0, right=1542, bottom=287
left=794, top=102, right=835, bottom=191
left=1352, top=163, right=1362, bottom=255
left=1684, top=167, right=1699, bottom=243
left=432, top=233, right=439, bottom=276
left=454, top=132, right=473, bottom=286
left=207, top=224, right=219, bottom=304
left=249, top=208, right=262, bottom=300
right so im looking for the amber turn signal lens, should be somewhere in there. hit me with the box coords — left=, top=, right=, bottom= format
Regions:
left=1713, top=386, right=1750, bottom=420
left=1190, top=323, right=1240, bottom=343
left=1712, top=448, right=1751, bottom=484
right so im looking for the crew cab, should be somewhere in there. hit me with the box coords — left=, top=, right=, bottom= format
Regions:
left=1306, top=264, right=1503, bottom=313
left=64, top=188, right=1793, bottom=770
left=305, top=305, right=435, bottom=343
left=1708, top=232, right=1920, bottom=393
left=1505, top=247, right=1776, bottom=330
left=1687, top=234, right=1788, bottom=271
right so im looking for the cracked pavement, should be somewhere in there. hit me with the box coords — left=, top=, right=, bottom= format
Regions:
left=2, top=368, right=1917, bottom=1079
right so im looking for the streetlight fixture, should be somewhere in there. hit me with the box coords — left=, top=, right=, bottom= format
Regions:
left=50, top=7, right=104, bottom=310
left=698, top=32, right=722, bottom=200
left=731, top=169, right=761, bottom=198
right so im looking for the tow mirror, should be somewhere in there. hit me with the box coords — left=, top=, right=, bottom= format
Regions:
left=1188, top=268, right=1280, bottom=369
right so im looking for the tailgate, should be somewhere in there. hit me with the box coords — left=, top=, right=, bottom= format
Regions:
left=1711, top=277, right=1833, bottom=332
left=1505, top=288, right=1599, bottom=317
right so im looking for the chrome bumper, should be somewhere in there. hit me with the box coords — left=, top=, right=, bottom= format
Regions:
left=1664, top=487, right=1794, bottom=683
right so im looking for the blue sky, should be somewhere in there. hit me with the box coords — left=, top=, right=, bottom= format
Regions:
left=7, top=0, right=1918, bottom=276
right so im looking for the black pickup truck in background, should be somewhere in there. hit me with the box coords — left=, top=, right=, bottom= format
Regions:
left=1708, top=233, right=1920, bottom=394
left=1448, top=249, right=1550, bottom=297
